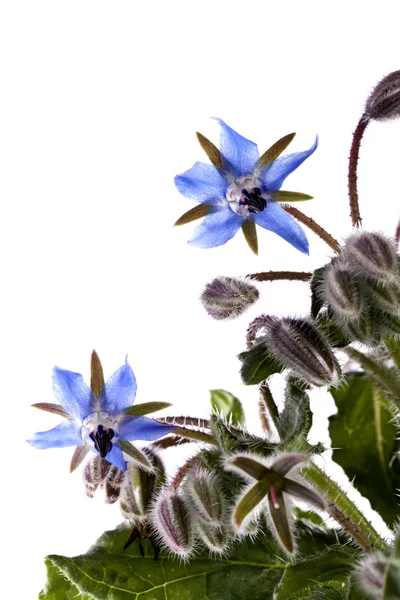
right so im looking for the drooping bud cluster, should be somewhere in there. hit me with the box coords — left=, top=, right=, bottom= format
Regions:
left=120, top=450, right=166, bottom=521
left=83, top=455, right=125, bottom=504
left=201, top=276, right=259, bottom=320
left=320, top=231, right=400, bottom=344
left=253, top=315, right=341, bottom=387
left=365, top=70, right=400, bottom=121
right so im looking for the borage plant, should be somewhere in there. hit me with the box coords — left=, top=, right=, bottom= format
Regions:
left=31, top=71, right=400, bottom=600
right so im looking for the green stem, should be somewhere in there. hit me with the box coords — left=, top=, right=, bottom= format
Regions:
left=348, top=115, right=370, bottom=228
left=282, top=205, right=342, bottom=254
left=302, top=463, right=388, bottom=552
left=259, top=382, right=280, bottom=433
left=344, top=346, right=400, bottom=402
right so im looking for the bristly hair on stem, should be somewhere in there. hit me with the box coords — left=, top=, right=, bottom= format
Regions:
left=348, top=115, right=370, bottom=228
left=282, top=205, right=342, bottom=254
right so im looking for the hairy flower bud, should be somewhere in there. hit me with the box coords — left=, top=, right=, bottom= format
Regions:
left=151, top=489, right=194, bottom=558
left=201, top=276, right=259, bottom=320
left=120, top=450, right=166, bottom=520
left=197, top=522, right=229, bottom=555
left=83, top=455, right=125, bottom=504
left=356, top=552, right=387, bottom=599
left=344, top=231, right=400, bottom=283
left=185, top=467, right=226, bottom=525
left=261, top=317, right=341, bottom=386
left=322, top=259, right=364, bottom=319
left=367, top=279, right=400, bottom=315
left=365, top=70, right=400, bottom=120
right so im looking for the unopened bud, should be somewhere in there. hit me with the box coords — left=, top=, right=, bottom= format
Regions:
left=260, top=317, right=341, bottom=386
left=322, top=259, right=364, bottom=319
left=185, top=467, right=226, bottom=525
left=197, top=522, right=229, bottom=554
left=83, top=455, right=125, bottom=503
left=356, top=552, right=387, bottom=599
left=367, top=279, right=400, bottom=315
left=201, top=276, right=259, bottom=320
left=365, top=70, right=400, bottom=121
left=345, top=306, right=382, bottom=346
left=120, top=451, right=166, bottom=519
left=344, top=231, right=400, bottom=283
left=151, top=489, right=194, bottom=558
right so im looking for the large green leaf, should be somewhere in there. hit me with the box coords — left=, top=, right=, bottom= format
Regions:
left=329, top=372, right=400, bottom=527
left=40, top=525, right=287, bottom=600
left=210, top=389, right=245, bottom=426
left=239, top=342, right=283, bottom=385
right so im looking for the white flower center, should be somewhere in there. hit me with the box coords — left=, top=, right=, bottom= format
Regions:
left=226, top=175, right=270, bottom=217
left=82, top=411, right=117, bottom=443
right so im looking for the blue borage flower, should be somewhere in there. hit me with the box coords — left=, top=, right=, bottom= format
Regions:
left=174, top=118, right=318, bottom=253
left=27, top=358, right=177, bottom=472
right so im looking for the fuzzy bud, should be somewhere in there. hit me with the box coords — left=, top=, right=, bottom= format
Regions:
left=151, top=489, right=194, bottom=558
left=356, top=552, right=387, bottom=599
left=120, top=450, right=166, bottom=520
left=344, top=231, right=400, bottom=283
left=197, top=522, right=229, bottom=555
left=366, top=279, right=400, bottom=316
left=365, top=70, right=400, bottom=121
left=83, top=455, right=125, bottom=504
left=201, top=276, right=259, bottom=320
left=322, top=259, right=364, bottom=319
left=185, top=467, right=226, bottom=525
left=260, top=316, right=341, bottom=386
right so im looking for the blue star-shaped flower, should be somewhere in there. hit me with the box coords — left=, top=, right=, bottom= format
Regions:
left=174, top=118, right=318, bottom=253
left=27, top=358, right=177, bottom=472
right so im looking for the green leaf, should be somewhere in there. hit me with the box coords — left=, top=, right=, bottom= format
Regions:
left=278, top=378, right=312, bottom=452
left=125, top=401, right=172, bottom=417
left=259, top=132, right=296, bottom=168
left=90, top=350, right=105, bottom=398
left=272, top=191, right=313, bottom=202
left=239, top=342, right=283, bottom=385
left=242, top=220, right=258, bottom=255
left=210, top=389, right=245, bottom=426
left=174, top=203, right=213, bottom=226
left=40, top=524, right=288, bottom=600
left=275, top=545, right=359, bottom=600
left=196, top=132, right=224, bottom=168
left=329, top=372, right=400, bottom=527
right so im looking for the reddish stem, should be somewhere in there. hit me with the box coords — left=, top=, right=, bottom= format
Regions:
left=348, top=115, right=370, bottom=228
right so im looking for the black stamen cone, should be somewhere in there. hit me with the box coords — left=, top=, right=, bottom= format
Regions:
left=89, top=424, right=114, bottom=458
left=241, top=188, right=267, bottom=213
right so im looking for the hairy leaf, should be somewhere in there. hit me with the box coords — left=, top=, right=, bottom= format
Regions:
left=210, top=389, right=245, bottom=426
left=239, top=342, right=283, bottom=385
left=329, top=372, right=400, bottom=527
left=279, top=378, right=312, bottom=452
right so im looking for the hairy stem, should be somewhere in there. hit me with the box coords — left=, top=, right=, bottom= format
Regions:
left=247, top=271, right=312, bottom=282
left=348, top=115, right=370, bottom=228
left=259, top=382, right=280, bottom=433
left=302, top=463, right=389, bottom=552
left=282, top=205, right=342, bottom=254
left=171, top=455, right=200, bottom=489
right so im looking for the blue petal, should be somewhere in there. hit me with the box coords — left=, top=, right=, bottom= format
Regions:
left=260, top=136, right=318, bottom=192
left=174, top=162, right=228, bottom=205
left=52, top=367, right=94, bottom=420
left=106, top=443, right=127, bottom=471
left=188, top=206, right=244, bottom=249
left=27, top=420, right=82, bottom=449
left=99, top=357, right=137, bottom=415
left=118, top=415, right=178, bottom=441
left=214, top=117, right=259, bottom=177
left=252, top=201, right=309, bottom=254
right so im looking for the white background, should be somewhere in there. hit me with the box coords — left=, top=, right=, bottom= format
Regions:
left=2, top=1, right=400, bottom=597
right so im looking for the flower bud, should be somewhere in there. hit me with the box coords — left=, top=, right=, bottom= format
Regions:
left=344, top=231, right=400, bottom=283
left=365, top=70, right=400, bottom=121
left=356, top=552, right=387, bottom=599
left=322, top=259, right=364, bottom=319
left=120, top=450, right=166, bottom=519
left=366, top=279, right=400, bottom=315
left=197, top=522, right=229, bottom=555
left=185, top=467, right=226, bottom=525
left=200, top=276, right=259, bottom=320
left=261, top=317, right=341, bottom=386
left=83, top=455, right=125, bottom=504
left=151, top=489, right=194, bottom=558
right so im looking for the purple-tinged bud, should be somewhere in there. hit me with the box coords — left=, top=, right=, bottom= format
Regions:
left=201, top=276, right=259, bottom=320
left=260, top=316, right=341, bottom=386
left=367, top=279, right=400, bottom=315
left=365, top=70, right=400, bottom=121
left=344, top=231, right=400, bottom=283
left=185, top=467, right=226, bottom=525
left=151, top=489, right=194, bottom=558
left=83, top=455, right=125, bottom=503
left=356, top=552, right=387, bottom=599
left=120, top=451, right=166, bottom=519
left=322, top=259, right=364, bottom=319
left=197, top=522, right=229, bottom=555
